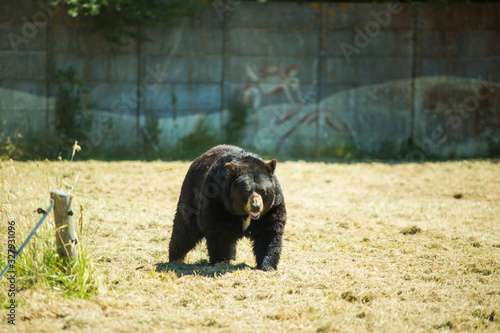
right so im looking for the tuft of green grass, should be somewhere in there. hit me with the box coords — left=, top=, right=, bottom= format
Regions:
left=0, top=222, right=99, bottom=302
left=0, top=147, right=98, bottom=306
left=472, top=309, right=496, bottom=322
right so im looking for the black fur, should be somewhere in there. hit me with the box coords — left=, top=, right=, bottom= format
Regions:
left=168, top=145, right=286, bottom=271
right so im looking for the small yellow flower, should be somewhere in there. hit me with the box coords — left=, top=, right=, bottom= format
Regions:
left=71, top=140, right=81, bottom=162
left=73, top=141, right=81, bottom=152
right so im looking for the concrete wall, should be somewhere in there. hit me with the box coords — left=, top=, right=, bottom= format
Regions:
left=1, top=1, right=499, bottom=159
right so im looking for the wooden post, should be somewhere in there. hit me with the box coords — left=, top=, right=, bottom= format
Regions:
left=50, top=190, right=78, bottom=265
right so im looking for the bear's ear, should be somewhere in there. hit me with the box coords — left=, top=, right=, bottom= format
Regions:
left=266, top=159, right=277, bottom=175
left=225, top=162, right=240, bottom=177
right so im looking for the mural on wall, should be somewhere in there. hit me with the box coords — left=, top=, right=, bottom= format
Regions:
left=243, top=64, right=304, bottom=108
left=3, top=2, right=499, bottom=159
left=240, top=62, right=354, bottom=154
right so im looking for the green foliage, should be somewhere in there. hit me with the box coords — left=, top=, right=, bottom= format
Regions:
left=0, top=121, right=20, bottom=160
left=142, top=109, right=162, bottom=153
left=166, top=94, right=250, bottom=161
left=285, top=136, right=441, bottom=162
left=316, top=141, right=363, bottom=160
left=57, top=0, right=208, bottom=45
left=254, top=0, right=485, bottom=2
left=223, top=94, right=250, bottom=145
left=52, top=66, right=92, bottom=144
left=5, top=66, right=92, bottom=161
left=375, top=137, right=414, bottom=160
left=0, top=136, right=15, bottom=160
left=17, top=129, right=67, bottom=161
left=287, top=139, right=363, bottom=161
left=172, top=118, right=221, bottom=160
left=56, top=0, right=481, bottom=46
left=103, top=116, right=222, bottom=161
left=0, top=223, right=98, bottom=301
left=486, top=132, right=500, bottom=157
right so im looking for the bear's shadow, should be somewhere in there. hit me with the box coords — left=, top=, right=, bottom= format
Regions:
left=154, top=260, right=250, bottom=278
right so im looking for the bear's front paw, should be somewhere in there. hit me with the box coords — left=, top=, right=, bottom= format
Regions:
left=257, top=263, right=277, bottom=271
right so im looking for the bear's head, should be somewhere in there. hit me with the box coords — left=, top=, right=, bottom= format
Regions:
left=225, top=158, right=277, bottom=220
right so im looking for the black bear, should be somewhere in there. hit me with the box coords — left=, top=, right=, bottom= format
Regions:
left=168, top=145, right=286, bottom=271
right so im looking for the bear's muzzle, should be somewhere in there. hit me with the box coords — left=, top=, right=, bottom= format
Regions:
left=246, top=192, right=263, bottom=220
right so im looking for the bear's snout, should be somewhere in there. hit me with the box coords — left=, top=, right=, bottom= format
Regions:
left=246, top=192, right=263, bottom=219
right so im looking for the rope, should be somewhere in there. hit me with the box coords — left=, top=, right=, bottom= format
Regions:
left=0, top=200, right=54, bottom=280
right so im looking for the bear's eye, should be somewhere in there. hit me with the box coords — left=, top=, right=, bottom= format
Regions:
left=244, top=186, right=252, bottom=195
left=235, top=180, right=251, bottom=194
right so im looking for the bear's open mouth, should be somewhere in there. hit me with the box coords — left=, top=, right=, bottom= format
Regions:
left=250, top=211, right=260, bottom=219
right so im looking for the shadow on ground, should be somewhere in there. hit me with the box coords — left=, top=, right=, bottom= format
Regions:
left=153, top=260, right=250, bottom=277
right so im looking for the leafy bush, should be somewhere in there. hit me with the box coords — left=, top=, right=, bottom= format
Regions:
left=223, top=94, right=250, bottom=146
left=0, top=121, right=20, bottom=160
left=57, top=0, right=208, bottom=44
left=171, top=118, right=221, bottom=160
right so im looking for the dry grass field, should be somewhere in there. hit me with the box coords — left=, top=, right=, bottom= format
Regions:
left=1, top=158, right=499, bottom=332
